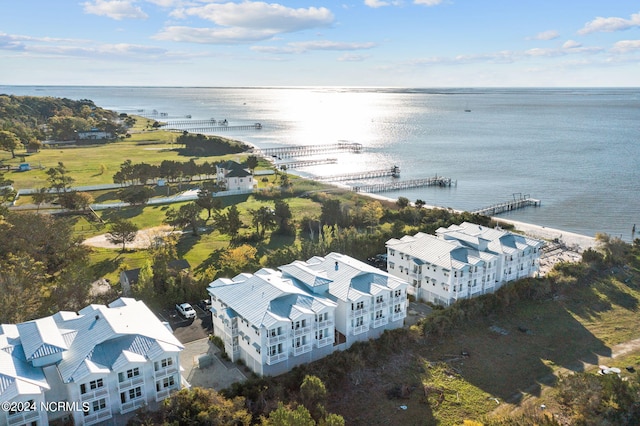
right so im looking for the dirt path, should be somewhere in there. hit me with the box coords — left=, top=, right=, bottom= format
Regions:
left=82, top=225, right=178, bottom=249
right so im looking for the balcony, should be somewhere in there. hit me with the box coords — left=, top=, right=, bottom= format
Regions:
left=372, top=317, right=388, bottom=328
left=155, top=384, right=178, bottom=402
left=292, top=326, right=312, bottom=336
left=7, top=410, right=40, bottom=426
left=349, top=308, right=367, bottom=318
left=266, top=333, right=288, bottom=345
left=316, top=319, right=334, bottom=329
left=117, top=375, right=144, bottom=391
left=315, top=336, right=333, bottom=347
left=84, top=408, right=112, bottom=426
left=223, top=324, right=238, bottom=337
left=391, top=311, right=405, bottom=322
left=266, top=352, right=288, bottom=365
left=292, top=343, right=312, bottom=356
left=352, top=324, right=368, bottom=335
left=81, top=386, right=109, bottom=402
left=153, top=365, right=179, bottom=380
left=120, top=397, right=146, bottom=414
left=374, top=300, right=389, bottom=308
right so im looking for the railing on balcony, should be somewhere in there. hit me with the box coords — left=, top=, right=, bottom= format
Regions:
left=81, top=386, right=109, bottom=402
left=120, top=397, right=146, bottom=414
left=352, top=324, right=368, bottom=335
left=84, top=408, right=112, bottom=426
left=391, top=311, right=405, bottom=322
left=292, top=326, right=312, bottom=336
left=316, top=319, right=334, bottom=329
left=224, top=324, right=238, bottom=337
left=153, top=365, right=179, bottom=380
left=292, top=343, right=313, bottom=356
left=315, top=336, right=333, bottom=347
left=375, top=300, right=389, bottom=308
left=117, top=375, right=144, bottom=391
left=7, top=409, right=40, bottom=426
left=266, top=352, right=288, bottom=365
left=373, top=317, right=388, bottom=328
left=267, top=333, right=288, bottom=345
left=350, top=308, right=367, bottom=318
left=155, top=384, right=179, bottom=402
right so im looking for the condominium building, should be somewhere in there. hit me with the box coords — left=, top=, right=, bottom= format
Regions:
left=386, top=222, right=544, bottom=306
left=207, top=252, right=409, bottom=377
left=0, top=298, right=184, bottom=426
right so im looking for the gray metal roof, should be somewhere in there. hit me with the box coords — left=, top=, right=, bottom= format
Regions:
left=0, top=298, right=184, bottom=390
left=208, top=269, right=336, bottom=328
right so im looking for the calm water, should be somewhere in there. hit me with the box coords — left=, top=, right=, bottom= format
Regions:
left=2, top=86, right=639, bottom=240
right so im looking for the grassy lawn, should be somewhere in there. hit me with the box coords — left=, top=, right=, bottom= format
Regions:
left=322, top=266, right=640, bottom=425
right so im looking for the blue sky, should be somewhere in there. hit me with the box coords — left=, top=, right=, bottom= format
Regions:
left=1, top=0, right=639, bottom=87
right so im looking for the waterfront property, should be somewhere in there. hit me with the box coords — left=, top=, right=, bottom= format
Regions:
left=215, top=160, right=256, bottom=191
left=386, top=222, right=545, bottom=306
left=207, top=252, right=409, bottom=376
left=0, top=298, right=184, bottom=426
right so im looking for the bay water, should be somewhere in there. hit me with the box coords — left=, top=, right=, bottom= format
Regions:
left=2, top=86, right=638, bottom=240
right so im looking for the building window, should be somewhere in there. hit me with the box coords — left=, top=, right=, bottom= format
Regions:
left=154, top=357, right=173, bottom=371
left=118, top=367, right=140, bottom=382
left=129, top=387, right=142, bottom=400
left=389, top=262, right=395, bottom=270
left=375, top=295, right=384, bottom=303
left=316, top=312, right=328, bottom=322
left=355, top=317, right=364, bottom=327
left=156, top=375, right=176, bottom=391
left=93, top=398, right=106, bottom=412
left=81, top=378, right=104, bottom=394
left=394, top=304, right=402, bottom=313
left=389, top=249, right=395, bottom=256
left=375, top=310, right=383, bottom=320
left=394, top=289, right=402, bottom=298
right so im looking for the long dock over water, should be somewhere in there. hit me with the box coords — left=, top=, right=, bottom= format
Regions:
left=259, top=142, right=363, bottom=159
left=472, top=194, right=541, bottom=216
left=164, top=123, right=262, bottom=132
left=353, top=176, right=454, bottom=193
left=319, top=166, right=401, bottom=182
left=278, top=158, right=338, bottom=169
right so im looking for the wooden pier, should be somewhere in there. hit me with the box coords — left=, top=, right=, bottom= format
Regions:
left=319, top=166, right=401, bottom=182
left=353, top=176, right=454, bottom=193
left=278, top=158, right=338, bottom=169
left=471, top=194, right=540, bottom=216
left=259, top=142, right=363, bottom=159
left=164, top=123, right=262, bottom=132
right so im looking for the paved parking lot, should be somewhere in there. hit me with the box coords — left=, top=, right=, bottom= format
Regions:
left=155, top=303, right=212, bottom=344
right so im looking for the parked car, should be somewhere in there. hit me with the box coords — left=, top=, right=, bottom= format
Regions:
left=175, top=303, right=196, bottom=319
left=197, top=299, right=212, bottom=311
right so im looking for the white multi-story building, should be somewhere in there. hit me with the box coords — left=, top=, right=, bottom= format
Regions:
left=216, top=160, right=256, bottom=192
left=386, top=222, right=544, bottom=306
left=0, top=298, right=184, bottom=426
left=207, top=252, right=408, bottom=377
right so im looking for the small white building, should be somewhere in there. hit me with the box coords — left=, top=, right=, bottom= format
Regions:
left=216, top=160, right=256, bottom=192
left=0, top=298, right=184, bottom=426
left=386, top=222, right=545, bottom=306
left=207, top=252, right=408, bottom=377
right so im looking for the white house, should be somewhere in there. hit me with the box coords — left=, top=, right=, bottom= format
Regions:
left=207, top=252, right=408, bottom=377
left=386, top=222, right=544, bottom=306
left=0, top=298, right=184, bottom=426
left=216, top=160, right=256, bottom=192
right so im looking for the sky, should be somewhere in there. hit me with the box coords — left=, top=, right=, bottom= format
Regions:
left=1, top=0, right=639, bottom=87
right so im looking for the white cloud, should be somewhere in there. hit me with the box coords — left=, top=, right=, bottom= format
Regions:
left=82, top=0, right=148, bottom=20
left=531, top=30, right=559, bottom=41
left=365, top=0, right=390, bottom=8
left=176, top=2, right=333, bottom=32
left=154, top=26, right=279, bottom=44
left=364, top=0, right=404, bottom=7
left=161, top=2, right=334, bottom=44
left=578, top=11, right=640, bottom=35
left=414, top=0, right=443, bottom=5
left=611, top=39, right=640, bottom=53
left=562, top=40, right=582, bottom=49
left=252, top=40, right=377, bottom=54
left=338, top=53, right=369, bottom=61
